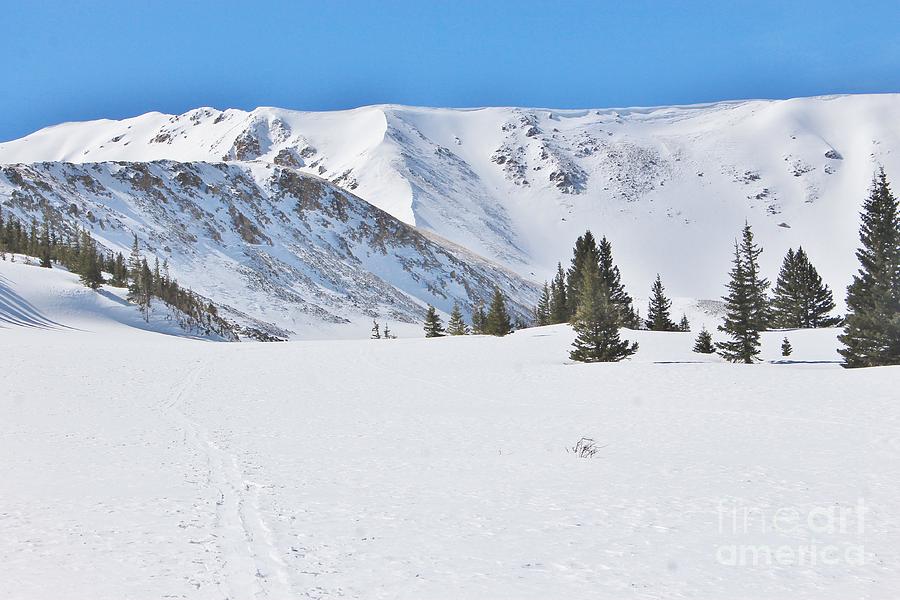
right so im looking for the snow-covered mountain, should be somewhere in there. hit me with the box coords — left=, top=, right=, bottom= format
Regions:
left=0, top=161, right=538, bottom=337
left=1, top=94, right=898, bottom=332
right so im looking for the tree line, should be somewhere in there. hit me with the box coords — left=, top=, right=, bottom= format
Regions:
left=420, top=169, right=899, bottom=369
left=0, top=209, right=238, bottom=340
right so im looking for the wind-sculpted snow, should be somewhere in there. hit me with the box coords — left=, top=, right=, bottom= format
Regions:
left=0, top=161, right=539, bottom=337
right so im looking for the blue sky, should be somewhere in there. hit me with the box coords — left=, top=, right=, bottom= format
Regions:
left=2, top=0, right=898, bottom=141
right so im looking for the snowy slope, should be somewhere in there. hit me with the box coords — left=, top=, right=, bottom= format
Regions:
left=2, top=312, right=898, bottom=599
left=0, top=256, right=227, bottom=339
left=2, top=94, right=898, bottom=301
left=0, top=161, right=539, bottom=338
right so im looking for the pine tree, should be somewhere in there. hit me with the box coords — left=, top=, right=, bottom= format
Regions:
left=567, top=230, right=601, bottom=319
left=534, top=282, right=551, bottom=326
left=471, top=301, right=487, bottom=334
left=423, top=305, right=445, bottom=338
left=549, top=263, right=568, bottom=324
left=383, top=323, right=393, bottom=339
left=781, top=337, right=793, bottom=357
left=371, top=320, right=381, bottom=339
left=678, top=314, right=691, bottom=332
left=693, top=327, right=715, bottom=354
left=772, top=247, right=838, bottom=328
left=739, top=221, right=771, bottom=329
left=569, top=266, right=638, bottom=362
left=645, top=274, right=676, bottom=331
left=597, top=236, right=638, bottom=327
left=838, top=169, right=900, bottom=367
left=717, top=241, right=762, bottom=363
left=484, top=288, right=512, bottom=336
left=127, top=234, right=142, bottom=298
left=447, top=302, right=470, bottom=335
left=39, top=222, right=52, bottom=268
left=78, top=230, right=104, bottom=290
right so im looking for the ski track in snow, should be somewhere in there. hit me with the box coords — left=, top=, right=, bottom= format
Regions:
left=163, top=360, right=294, bottom=599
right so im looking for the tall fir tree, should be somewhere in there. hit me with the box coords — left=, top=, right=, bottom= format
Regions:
left=371, top=320, right=381, bottom=339
left=534, top=282, right=552, bottom=326
left=566, top=230, right=601, bottom=319
left=597, top=236, right=638, bottom=327
left=838, top=169, right=900, bottom=367
left=471, top=301, right=487, bottom=334
left=569, top=265, right=638, bottom=362
left=693, top=327, right=715, bottom=354
left=39, top=222, right=52, bottom=268
left=717, top=241, right=762, bottom=363
left=549, top=263, right=568, bottom=324
left=645, top=274, right=676, bottom=331
left=78, top=230, right=104, bottom=290
left=423, top=305, right=445, bottom=338
left=447, top=302, right=470, bottom=335
left=484, top=288, right=512, bottom=336
left=739, top=221, right=771, bottom=328
left=127, top=234, right=142, bottom=298
left=771, top=247, right=838, bottom=328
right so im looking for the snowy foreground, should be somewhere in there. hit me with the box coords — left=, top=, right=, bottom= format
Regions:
left=2, top=263, right=899, bottom=599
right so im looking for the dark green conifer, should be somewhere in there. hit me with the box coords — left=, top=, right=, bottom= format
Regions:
left=423, top=305, right=445, bottom=338
left=447, top=302, right=470, bottom=335
left=569, top=266, right=638, bottom=362
left=534, top=282, right=551, bottom=326
left=693, top=327, right=715, bottom=354
left=838, top=169, right=900, bottom=367
left=549, top=263, right=568, bottom=324
left=781, top=337, right=793, bottom=357
left=645, top=274, right=676, bottom=331
left=484, top=288, right=512, bottom=337
left=772, top=247, right=838, bottom=328
left=717, top=241, right=762, bottom=363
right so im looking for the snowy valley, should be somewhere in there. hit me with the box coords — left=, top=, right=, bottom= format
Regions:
left=1, top=92, right=899, bottom=600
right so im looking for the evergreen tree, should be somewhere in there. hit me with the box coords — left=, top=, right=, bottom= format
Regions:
left=39, top=222, right=52, bottom=268
left=569, top=266, right=638, bottom=362
left=78, top=230, right=104, bottom=290
left=471, top=301, right=487, bottom=334
left=138, top=258, right=153, bottom=320
left=484, top=288, right=512, bottom=336
left=549, top=263, right=568, bottom=324
left=678, top=314, right=691, bottom=332
left=772, top=247, right=838, bottom=328
left=645, top=274, right=676, bottom=331
left=383, top=323, right=393, bottom=339
left=566, top=230, right=600, bottom=319
left=739, top=221, right=771, bottom=329
left=838, top=169, right=900, bottom=367
left=534, top=282, right=551, bottom=326
left=781, top=337, right=793, bottom=357
left=371, top=320, right=381, bottom=339
left=447, top=302, right=470, bottom=335
left=127, top=234, right=142, bottom=298
left=693, top=327, right=715, bottom=354
left=597, top=236, right=638, bottom=327
left=717, top=241, right=762, bottom=363
left=423, top=305, right=445, bottom=338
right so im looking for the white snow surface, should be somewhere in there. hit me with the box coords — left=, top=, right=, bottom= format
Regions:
left=2, top=259, right=898, bottom=599
left=2, top=94, right=899, bottom=302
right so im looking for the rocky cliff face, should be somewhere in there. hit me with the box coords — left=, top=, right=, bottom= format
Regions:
left=0, top=160, right=539, bottom=337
